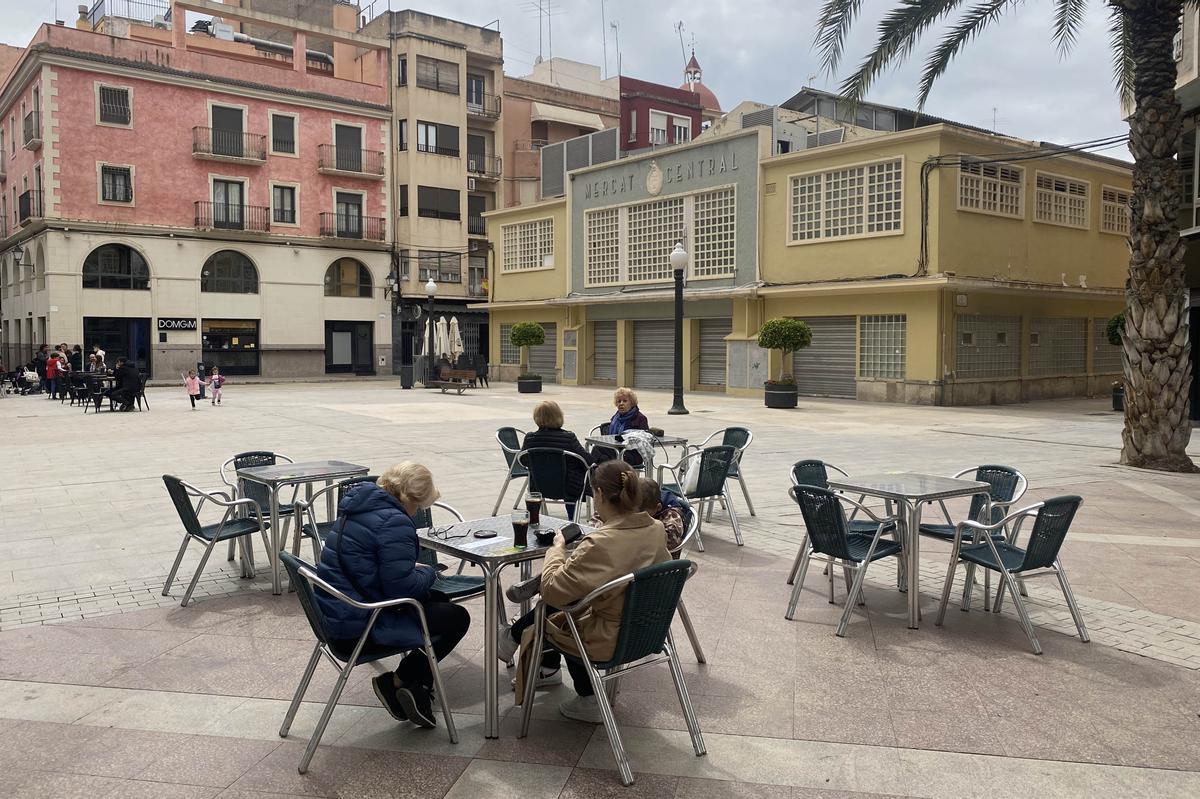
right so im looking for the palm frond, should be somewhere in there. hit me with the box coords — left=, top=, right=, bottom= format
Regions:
left=916, top=0, right=1020, bottom=109
left=836, top=0, right=965, bottom=105
left=1108, top=6, right=1133, bottom=108
left=1051, top=0, right=1089, bottom=56
left=814, top=0, right=867, bottom=76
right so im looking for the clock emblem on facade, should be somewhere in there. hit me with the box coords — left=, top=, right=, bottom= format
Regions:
left=646, top=161, right=664, bottom=196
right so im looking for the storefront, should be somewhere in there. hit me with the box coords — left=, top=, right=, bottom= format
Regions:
left=202, top=319, right=260, bottom=375
left=83, top=317, right=152, bottom=373
left=325, top=320, right=375, bottom=375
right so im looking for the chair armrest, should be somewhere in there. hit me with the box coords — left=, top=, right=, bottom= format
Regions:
left=835, top=495, right=898, bottom=525
left=556, top=561, right=698, bottom=614
left=960, top=500, right=1044, bottom=535
left=299, top=564, right=428, bottom=612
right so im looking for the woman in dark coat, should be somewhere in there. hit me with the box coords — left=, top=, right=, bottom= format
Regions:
left=315, top=462, right=469, bottom=728
left=520, top=400, right=597, bottom=518
left=593, top=387, right=652, bottom=466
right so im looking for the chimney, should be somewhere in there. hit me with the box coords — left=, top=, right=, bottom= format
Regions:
left=76, top=4, right=90, bottom=30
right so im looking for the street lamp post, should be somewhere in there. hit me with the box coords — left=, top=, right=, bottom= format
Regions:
left=424, top=277, right=437, bottom=385
left=668, top=241, right=689, bottom=415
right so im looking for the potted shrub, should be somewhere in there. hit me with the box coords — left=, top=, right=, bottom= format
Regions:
left=510, top=322, right=546, bottom=393
left=1107, top=312, right=1125, bottom=411
left=756, top=318, right=812, bottom=409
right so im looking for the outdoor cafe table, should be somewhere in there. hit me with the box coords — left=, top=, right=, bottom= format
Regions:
left=584, top=433, right=689, bottom=460
left=236, top=460, right=369, bottom=595
left=418, top=514, right=591, bottom=739
left=825, top=472, right=990, bottom=630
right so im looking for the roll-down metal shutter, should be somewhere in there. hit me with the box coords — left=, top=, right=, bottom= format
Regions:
left=528, top=322, right=558, bottom=382
left=698, top=318, right=732, bottom=386
left=592, top=321, right=617, bottom=381
left=792, top=316, right=857, bottom=398
left=633, top=319, right=674, bottom=388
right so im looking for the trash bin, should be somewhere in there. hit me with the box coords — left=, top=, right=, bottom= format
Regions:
left=196, top=362, right=206, bottom=400
left=400, top=364, right=414, bottom=389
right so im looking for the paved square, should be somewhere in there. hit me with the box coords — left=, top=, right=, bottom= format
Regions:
left=1, top=382, right=1198, bottom=797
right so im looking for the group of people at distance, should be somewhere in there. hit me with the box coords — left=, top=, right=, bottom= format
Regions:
left=313, top=389, right=688, bottom=728
left=14, top=343, right=142, bottom=411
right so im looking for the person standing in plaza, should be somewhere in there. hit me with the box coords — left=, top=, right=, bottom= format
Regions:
left=44, top=352, right=65, bottom=400
left=183, top=369, right=201, bottom=409
left=205, top=366, right=226, bottom=406
left=33, top=344, right=49, bottom=393
left=68, top=345, right=83, bottom=372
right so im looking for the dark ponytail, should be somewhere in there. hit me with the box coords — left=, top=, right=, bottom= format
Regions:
left=592, top=460, right=640, bottom=513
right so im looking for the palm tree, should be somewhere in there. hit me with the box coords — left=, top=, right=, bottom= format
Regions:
left=815, top=0, right=1195, bottom=471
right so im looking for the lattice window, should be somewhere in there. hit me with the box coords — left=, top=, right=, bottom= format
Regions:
left=585, top=208, right=621, bottom=285
left=859, top=314, right=906, bottom=379
left=1101, top=186, right=1131, bottom=235
left=955, top=315, right=1021, bottom=378
left=627, top=197, right=683, bottom=282
left=958, top=159, right=1023, bottom=218
left=499, top=324, right=520, bottom=365
left=1093, top=317, right=1124, bottom=373
left=692, top=187, right=736, bottom=277
left=789, top=159, right=902, bottom=242
left=1035, top=173, right=1089, bottom=229
left=1030, top=317, right=1087, bottom=375
left=501, top=218, right=553, bottom=272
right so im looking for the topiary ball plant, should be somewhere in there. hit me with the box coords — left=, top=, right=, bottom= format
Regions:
left=510, top=322, right=546, bottom=378
left=757, top=318, right=812, bottom=384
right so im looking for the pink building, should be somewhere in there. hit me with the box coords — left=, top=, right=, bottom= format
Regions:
left=1, top=3, right=396, bottom=378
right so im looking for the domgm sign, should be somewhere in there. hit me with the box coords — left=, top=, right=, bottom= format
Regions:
left=157, top=317, right=197, bottom=331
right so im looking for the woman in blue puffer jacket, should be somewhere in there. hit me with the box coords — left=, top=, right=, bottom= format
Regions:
left=315, top=462, right=470, bottom=728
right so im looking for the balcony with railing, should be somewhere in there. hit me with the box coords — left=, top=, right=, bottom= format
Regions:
left=192, top=127, right=267, bottom=164
left=317, top=144, right=385, bottom=179
left=18, top=190, right=44, bottom=225
left=320, top=212, right=386, bottom=241
left=515, top=139, right=549, bottom=151
left=467, top=216, right=487, bottom=236
left=23, top=111, right=42, bottom=150
left=86, top=0, right=171, bottom=30
left=467, top=91, right=502, bottom=120
left=194, top=201, right=271, bottom=233
left=467, top=154, right=502, bottom=180
left=468, top=273, right=488, bottom=298
left=416, top=142, right=460, bottom=158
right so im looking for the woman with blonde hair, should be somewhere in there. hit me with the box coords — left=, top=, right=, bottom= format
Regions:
left=520, top=399, right=598, bottom=518
left=315, top=462, right=470, bottom=729
left=592, top=387, right=651, bottom=465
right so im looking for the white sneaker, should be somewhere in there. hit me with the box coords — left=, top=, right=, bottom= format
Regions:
left=511, top=667, right=562, bottom=692
left=496, top=624, right=519, bottom=662
left=558, top=694, right=603, bottom=723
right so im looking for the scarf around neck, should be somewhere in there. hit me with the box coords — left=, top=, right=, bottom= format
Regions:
left=609, top=406, right=640, bottom=435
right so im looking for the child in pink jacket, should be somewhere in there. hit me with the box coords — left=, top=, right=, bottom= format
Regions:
left=183, top=370, right=201, bottom=409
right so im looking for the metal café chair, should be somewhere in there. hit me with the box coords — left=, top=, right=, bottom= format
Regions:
left=672, top=498, right=706, bottom=663
left=492, top=427, right=529, bottom=515
left=293, top=475, right=380, bottom=552
left=787, top=459, right=897, bottom=586
left=691, top=427, right=756, bottom=517
left=221, top=451, right=298, bottom=562
left=517, top=447, right=591, bottom=521
left=518, top=559, right=706, bottom=786
left=920, top=465, right=1028, bottom=610
left=278, top=552, right=458, bottom=774
left=936, top=495, right=1089, bottom=655
left=160, top=475, right=271, bottom=607
left=657, top=445, right=742, bottom=550
left=784, top=485, right=903, bottom=637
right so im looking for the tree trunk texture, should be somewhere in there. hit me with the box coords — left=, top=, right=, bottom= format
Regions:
left=1119, top=0, right=1197, bottom=471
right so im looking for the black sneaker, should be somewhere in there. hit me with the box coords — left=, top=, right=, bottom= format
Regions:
left=372, top=673, right=408, bottom=722
left=396, top=682, right=437, bottom=728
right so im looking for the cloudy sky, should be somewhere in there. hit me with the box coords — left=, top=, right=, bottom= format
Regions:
left=1, top=0, right=1130, bottom=156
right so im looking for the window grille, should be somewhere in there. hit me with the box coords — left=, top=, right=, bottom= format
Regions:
left=499, top=323, right=520, bottom=364
left=859, top=314, right=906, bottom=379
left=101, top=166, right=132, bottom=202
left=958, top=158, right=1023, bottom=218
left=627, top=197, right=683, bottom=282
left=1093, top=317, right=1123, bottom=373
left=1035, top=173, right=1089, bottom=229
left=1030, top=317, right=1086, bottom=375
left=789, top=158, right=902, bottom=241
left=955, top=315, right=1020, bottom=378
left=585, top=208, right=621, bottom=285
left=866, top=160, right=902, bottom=232
left=98, top=86, right=130, bottom=125
left=1101, top=186, right=1131, bottom=235
left=502, top=218, right=554, bottom=272
left=790, top=174, right=822, bottom=240
left=692, top=187, right=736, bottom=277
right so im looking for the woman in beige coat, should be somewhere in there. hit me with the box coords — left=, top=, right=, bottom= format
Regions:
left=499, top=460, right=671, bottom=723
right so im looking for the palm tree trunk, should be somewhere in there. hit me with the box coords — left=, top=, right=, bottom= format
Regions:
left=1119, top=0, right=1197, bottom=471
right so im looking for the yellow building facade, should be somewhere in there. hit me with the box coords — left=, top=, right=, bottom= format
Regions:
left=483, top=124, right=1131, bottom=405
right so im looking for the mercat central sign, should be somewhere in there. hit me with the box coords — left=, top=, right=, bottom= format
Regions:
left=580, top=146, right=740, bottom=201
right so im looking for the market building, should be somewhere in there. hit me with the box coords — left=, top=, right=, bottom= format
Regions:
left=483, top=112, right=1132, bottom=405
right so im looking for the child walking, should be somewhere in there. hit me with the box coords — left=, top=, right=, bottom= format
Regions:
left=183, top=369, right=201, bottom=409
left=206, top=367, right=226, bottom=405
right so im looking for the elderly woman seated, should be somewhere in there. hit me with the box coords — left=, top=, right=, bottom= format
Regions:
left=593, top=387, right=651, bottom=466
left=520, top=400, right=597, bottom=518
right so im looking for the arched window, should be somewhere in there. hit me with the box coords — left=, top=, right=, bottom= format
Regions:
left=324, top=258, right=372, bottom=298
left=201, top=250, right=259, bottom=294
left=82, top=244, right=150, bottom=290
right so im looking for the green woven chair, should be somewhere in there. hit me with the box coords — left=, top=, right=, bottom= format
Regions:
left=518, top=559, right=706, bottom=786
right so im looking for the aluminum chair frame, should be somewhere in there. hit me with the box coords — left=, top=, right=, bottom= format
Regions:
left=692, top=428, right=756, bottom=517
left=290, top=475, right=381, bottom=558
left=784, top=487, right=903, bottom=637
left=657, top=445, right=742, bottom=550
left=517, top=562, right=705, bottom=786
left=160, top=476, right=271, bottom=607
left=672, top=502, right=706, bottom=663
left=492, top=427, right=530, bottom=515
left=517, top=447, right=592, bottom=521
left=787, top=460, right=852, bottom=585
left=935, top=498, right=1090, bottom=655
left=278, top=554, right=457, bottom=774
left=221, top=451, right=297, bottom=563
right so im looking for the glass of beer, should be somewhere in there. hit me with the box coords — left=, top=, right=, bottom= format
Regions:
left=526, top=491, right=542, bottom=527
left=511, top=510, right=530, bottom=548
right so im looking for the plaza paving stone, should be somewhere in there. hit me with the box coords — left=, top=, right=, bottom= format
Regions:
left=0, top=381, right=1198, bottom=797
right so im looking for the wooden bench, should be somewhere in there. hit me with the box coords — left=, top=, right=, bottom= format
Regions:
left=431, top=368, right=477, bottom=394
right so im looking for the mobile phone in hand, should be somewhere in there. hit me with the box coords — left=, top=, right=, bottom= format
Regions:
left=560, top=523, right=584, bottom=544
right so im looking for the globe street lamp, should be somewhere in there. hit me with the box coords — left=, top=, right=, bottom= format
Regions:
left=668, top=241, right=689, bottom=415
left=424, top=277, right=437, bottom=385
